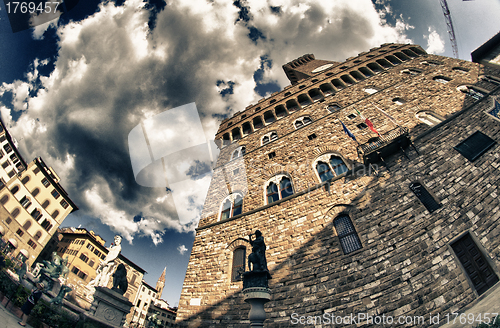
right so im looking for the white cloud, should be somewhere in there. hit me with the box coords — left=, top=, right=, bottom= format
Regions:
left=177, top=245, right=188, bottom=255
left=0, top=0, right=413, bottom=245
left=424, top=26, right=445, bottom=54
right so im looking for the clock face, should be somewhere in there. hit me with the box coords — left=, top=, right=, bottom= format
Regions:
left=311, top=63, right=334, bottom=73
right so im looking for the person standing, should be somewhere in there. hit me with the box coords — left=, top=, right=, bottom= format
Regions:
left=18, top=282, right=44, bottom=327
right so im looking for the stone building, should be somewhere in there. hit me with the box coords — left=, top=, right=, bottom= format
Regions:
left=176, top=42, right=500, bottom=327
left=0, top=120, right=78, bottom=264
left=147, top=300, right=178, bottom=328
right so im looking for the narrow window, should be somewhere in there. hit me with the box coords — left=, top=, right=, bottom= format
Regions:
left=31, top=188, right=40, bottom=197
left=253, top=117, right=264, bottom=130
left=409, top=182, right=441, bottom=213
left=454, top=131, right=496, bottom=162
left=232, top=196, right=243, bottom=216
left=317, top=162, right=334, bottom=182
left=31, top=208, right=42, bottom=220
left=34, top=231, right=42, bottom=241
left=266, top=182, right=279, bottom=204
left=268, top=152, right=276, bottom=159
left=11, top=208, right=20, bottom=218
left=334, top=214, right=362, bottom=254
left=242, top=122, right=253, bottom=135
left=52, top=210, right=59, bottom=219
left=298, top=94, right=312, bottom=108
left=51, top=189, right=60, bottom=199
left=275, top=105, right=288, bottom=118
left=231, top=128, right=241, bottom=141
left=232, top=247, right=246, bottom=282
left=28, top=240, right=37, bottom=249
left=264, top=111, right=276, bottom=124
left=308, top=134, right=317, bottom=140
left=10, top=185, right=19, bottom=194
left=327, top=104, right=341, bottom=113
left=220, top=199, right=231, bottom=221
left=222, top=133, right=231, bottom=147
left=4, top=144, right=12, bottom=153
left=0, top=194, right=9, bottom=205
left=42, top=178, right=50, bottom=188
left=33, top=167, right=40, bottom=174
left=42, top=200, right=50, bottom=209
left=61, top=200, right=69, bottom=209
left=416, top=111, right=443, bottom=126
left=315, top=155, right=348, bottom=182
left=16, top=228, right=24, bottom=237
left=23, top=220, right=31, bottom=230
left=433, top=76, right=451, bottom=84
left=21, top=176, right=30, bottom=184
left=280, top=177, right=293, bottom=199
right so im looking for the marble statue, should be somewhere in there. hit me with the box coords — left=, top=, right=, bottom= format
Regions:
left=88, top=235, right=122, bottom=288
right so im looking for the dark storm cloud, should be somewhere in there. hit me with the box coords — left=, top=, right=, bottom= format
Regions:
left=1, top=0, right=414, bottom=244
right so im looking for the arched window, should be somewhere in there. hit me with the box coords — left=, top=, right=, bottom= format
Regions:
left=41, top=219, right=53, bottom=232
left=231, top=147, right=246, bottom=160
left=0, top=194, right=9, bottom=205
left=31, top=208, right=42, bottom=220
left=231, top=247, right=246, bottom=282
left=10, top=185, right=19, bottom=194
left=315, top=154, right=349, bottom=182
left=51, top=210, right=59, bottom=219
left=20, top=196, right=31, bottom=208
left=327, top=104, right=342, bottom=113
left=416, top=111, right=443, bottom=126
left=294, top=117, right=312, bottom=129
left=363, top=87, right=379, bottom=95
left=42, top=200, right=49, bottom=209
left=253, top=117, right=264, bottom=130
left=242, top=122, right=253, bottom=135
left=457, top=85, right=486, bottom=100
left=392, top=97, right=406, bottom=105
left=297, top=94, right=312, bottom=108
left=263, top=111, right=276, bottom=124
left=218, top=193, right=243, bottom=221
left=265, top=175, right=294, bottom=204
left=21, top=176, right=30, bottom=184
left=261, top=132, right=278, bottom=145
left=23, top=220, right=31, bottom=230
left=34, top=231, right=42, bottom=241
left=231, top=128, right=241, bottom=141
left=32, top=188, right=40, bottom=197
left=433, top=76, right=451, bottom=84
left=334, top=214, right=362, bottom=254
left=11, top=207, right=20, bottom=218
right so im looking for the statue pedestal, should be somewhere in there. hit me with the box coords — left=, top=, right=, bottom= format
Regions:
left=242, top=271, right=271, bottom=327
left=243, top=287, right=271, bottom=327
left=84, top=287, right=132, bottom=328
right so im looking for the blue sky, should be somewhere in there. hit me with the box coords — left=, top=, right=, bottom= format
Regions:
left=0, top=0, right=498, bottom=307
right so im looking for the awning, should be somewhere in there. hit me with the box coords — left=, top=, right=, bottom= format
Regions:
left=0, top=225, right=5, bottom=235
left=19, top=249, right=29, bottom=258
left=8, top=238, right=18, bottom=248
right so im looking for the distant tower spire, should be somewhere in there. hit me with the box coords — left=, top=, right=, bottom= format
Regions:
left=155, top=267, right=166, bottom=299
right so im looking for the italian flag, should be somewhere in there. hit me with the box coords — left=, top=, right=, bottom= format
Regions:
left=355, top=108, right=380, bottom=135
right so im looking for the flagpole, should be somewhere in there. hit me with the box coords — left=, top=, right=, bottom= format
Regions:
left=371, top=102, right=400, bottom=127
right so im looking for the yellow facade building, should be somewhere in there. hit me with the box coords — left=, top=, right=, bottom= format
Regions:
left=0, top=119, right=78, bottom=265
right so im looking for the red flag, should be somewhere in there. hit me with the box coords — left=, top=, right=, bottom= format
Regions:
left=365, top=118, right=379, bottom=135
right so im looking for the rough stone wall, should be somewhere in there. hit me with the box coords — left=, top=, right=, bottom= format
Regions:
left=177, top=43, right=500, bottom=327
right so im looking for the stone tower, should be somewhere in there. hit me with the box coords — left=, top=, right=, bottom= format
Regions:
left=156, top=267, right=166, bottom=300
left=177, top=43, right=500, bottom=327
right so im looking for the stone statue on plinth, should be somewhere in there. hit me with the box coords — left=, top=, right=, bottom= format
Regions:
left=88, top=235, right=122, bottom=288
left=242, top=230, right=272, bottom=327
left=84, top=235, right=133, bottom=327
